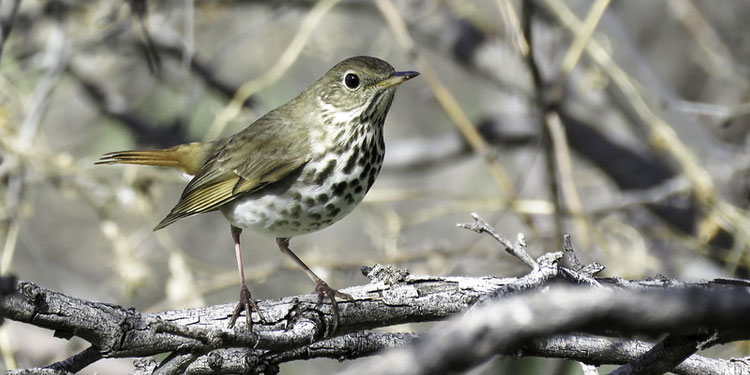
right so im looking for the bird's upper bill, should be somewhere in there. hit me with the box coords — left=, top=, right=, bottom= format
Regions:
left=374, top=70, right=420, bottom=89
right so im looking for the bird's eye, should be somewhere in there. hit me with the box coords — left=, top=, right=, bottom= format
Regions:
left=344, top=73, right=360, bottom=89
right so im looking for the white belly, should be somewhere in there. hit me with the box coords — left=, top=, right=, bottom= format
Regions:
left=220, top=149, right=380, bottom=238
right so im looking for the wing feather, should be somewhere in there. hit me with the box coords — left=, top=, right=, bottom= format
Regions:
left=154, top=109, right=312, bottom=230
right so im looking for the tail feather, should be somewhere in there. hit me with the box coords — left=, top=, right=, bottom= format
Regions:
left=96, top=142, right=210, bottom=175
left=96, top=150, right=182, bottom=168
left=97, top=142, right=214, bottom=230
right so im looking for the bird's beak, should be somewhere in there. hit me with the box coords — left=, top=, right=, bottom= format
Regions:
left=376, top=70, right=420, bottom=89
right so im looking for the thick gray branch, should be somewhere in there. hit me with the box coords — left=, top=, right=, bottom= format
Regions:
left=524, top=335, right=746, bottom=375
left=608, top=334, right=707, bottom=375
left=4, top=256, right=750, bottom=374
left=335, top=285, right=750, bottom=375
left=0, top=257, right=561, bottom=359
left=158, top=332, right=743, bottom=375
left=158, top=331, right=420, bottom=375
left=158, top=329, right=748, bottom=375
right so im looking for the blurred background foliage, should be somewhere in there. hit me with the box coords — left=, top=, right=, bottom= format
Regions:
left=1, top=0, right=750, bottom=373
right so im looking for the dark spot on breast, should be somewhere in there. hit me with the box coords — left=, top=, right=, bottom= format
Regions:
left=345, top=193, right=355, bottom=204
left=292, top=191, right=302, bottom=201
left=327, top=207, right=341, bottom=218
left=332, top=181, right=347, bottom=196
left=310, top=213, right=322, bottom=221
left=276, top=219, right=289, bottom=227
left=325, top=203, right=336, bottom=211
left=290, top=204, right=302, bottom=218
left=317, top=193, right=330, bottom=204
left=304, top=197, right=315, bottom=207
left=314, top=159, right=337, bottom=185
left=342, top=153, right=357, bottom=175
left=354, top=185, right=363, bottom=194
left=292, top=220, right=301, bottom=227
left=345, top=136, right=356, bottom=149
left=321, top=219, right=333, bottom=225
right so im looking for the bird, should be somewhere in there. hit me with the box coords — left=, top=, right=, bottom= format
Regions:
left=97, top=56, right=419, bottom=330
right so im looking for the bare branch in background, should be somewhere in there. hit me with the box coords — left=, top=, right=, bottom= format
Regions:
left=202, top=0, right=340, bottom=141
left=127, top=0, right=162, bottom=74
left=152, top=38, right=257, bottom=109
left=66, top=63, right=190, bottom=147
left=457, top=212, right=538, bottom=270
left=374, top=0, right=542, bottom=236
left=0, top=0, right=22, bottom=62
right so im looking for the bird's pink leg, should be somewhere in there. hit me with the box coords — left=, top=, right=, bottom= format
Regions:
left=275, top=237, right=353, bottom=331
left=228, top=226, right=264, bottom=329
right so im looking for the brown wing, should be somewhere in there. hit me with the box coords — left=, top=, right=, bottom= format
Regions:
left=154, top=111, right=311, bottom=230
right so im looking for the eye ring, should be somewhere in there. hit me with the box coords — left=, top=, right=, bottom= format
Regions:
left=344, top=73, right=360, bottom=89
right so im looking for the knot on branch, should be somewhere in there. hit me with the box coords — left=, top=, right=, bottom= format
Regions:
left=285, top=299, right=332, bottom=339
left=536, top=251, right=564, bottom=267
left=206, top=350, right=223, bottom=369
left=362, top=264, right=410, bottom=285
left=20, top=280, right=49, bottom=313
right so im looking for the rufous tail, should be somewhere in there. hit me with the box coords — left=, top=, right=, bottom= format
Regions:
left=96, top=142, right=210, bottom=175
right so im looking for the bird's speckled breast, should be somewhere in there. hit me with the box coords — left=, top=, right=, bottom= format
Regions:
left=220, top=107, right=388, bottom=238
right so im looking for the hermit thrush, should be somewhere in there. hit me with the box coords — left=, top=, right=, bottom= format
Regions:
left=97, top=56, right=419, bottom=330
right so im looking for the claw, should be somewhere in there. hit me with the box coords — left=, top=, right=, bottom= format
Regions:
left=315, top=280, right=353, bottom=332
left=228, top=283, right=265, bottom=330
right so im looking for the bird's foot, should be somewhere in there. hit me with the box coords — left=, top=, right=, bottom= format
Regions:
left=315, top=280, right=353, bottom=332
left=229, top=283, right=265, bottom=330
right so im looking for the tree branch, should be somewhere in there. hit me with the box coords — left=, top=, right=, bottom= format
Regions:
left=46, top=346, right=102, bottom=373
left=335, top=285, right=750, bottom=375
left=457, top=213, right=539, bottom=270
left=0, top=255, right=562, bottom=362
left=66, top=64, right=190, bottom=147
left=608, top=334, right=708, bottom=375
left=0, top=0, right=22, bottom=62
left=4, top=216, right=750, bottom=374
left=521, top=334, right=746, bottom=375
left=160, top=331, right=420, bottom=375
left=5, top=258, right=750, bottom=374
